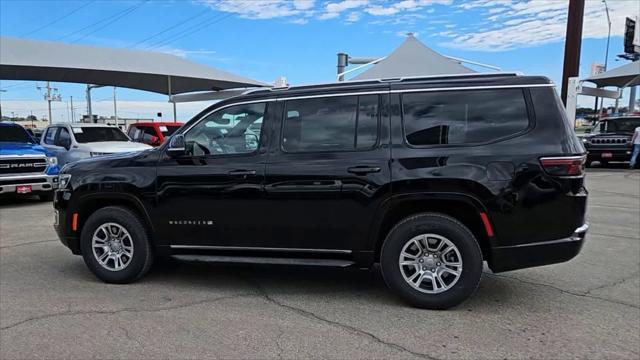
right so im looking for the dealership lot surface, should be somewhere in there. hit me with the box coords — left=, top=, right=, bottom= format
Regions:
left=1, top=169, right=639, bottom=359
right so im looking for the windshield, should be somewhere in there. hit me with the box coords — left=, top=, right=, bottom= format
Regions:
left=597, top=118, right=640, bottom=133
left=0, top=126, right=35, bottom=143
left=73, top=127, right=129, bottom=143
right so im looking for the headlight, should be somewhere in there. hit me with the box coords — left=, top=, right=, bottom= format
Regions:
left=58, top=174, right=72, bottom=189
left=47, top=156, right=58, bottom=165
left=581, top=137, right=588, bottom=143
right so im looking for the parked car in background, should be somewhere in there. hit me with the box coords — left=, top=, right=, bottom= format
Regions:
left=127, top=122, right=183, bottom=147
left=53, top=73, right=588, bottom=309
left=1, top=122, right=59, bottom=201
left=581, top=116, right=640, bottom=167
left=41, top=123, right=152, bottom=167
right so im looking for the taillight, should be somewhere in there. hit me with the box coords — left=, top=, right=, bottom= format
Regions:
left=540, top=156, right=586, bottom=176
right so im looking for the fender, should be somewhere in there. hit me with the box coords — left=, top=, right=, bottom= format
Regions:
left=366, top=191, right=496, bottom=253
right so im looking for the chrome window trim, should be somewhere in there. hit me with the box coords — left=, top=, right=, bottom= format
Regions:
left=390, top=83, right=554, bottom=94
left=169, top=245, right=352, bottom=254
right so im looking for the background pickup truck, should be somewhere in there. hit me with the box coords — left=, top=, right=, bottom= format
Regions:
left=0, top=122, right=60, bottom=201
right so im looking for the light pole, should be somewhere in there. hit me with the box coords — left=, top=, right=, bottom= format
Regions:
left=599, top=0, right=612, bottom=116
left=0, top=89, right=6, bottom=119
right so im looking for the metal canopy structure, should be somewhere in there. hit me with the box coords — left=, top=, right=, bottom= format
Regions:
left=351, top=34, right=475, bottom=80
left=0, top=37, right=266, bottom=94
left=0, top=37, right=267, bottom=121
left=584, top=61, right=640, bottom=88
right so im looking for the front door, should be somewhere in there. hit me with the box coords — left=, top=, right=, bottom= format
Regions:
left=263, top=93, right=391, bottom=251
left=155, top=101, right=273, bottom=248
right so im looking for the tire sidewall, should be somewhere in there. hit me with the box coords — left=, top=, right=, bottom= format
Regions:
left=381, top=213, right=483, bottom=309
left=80, top=207, right=150, bottom=284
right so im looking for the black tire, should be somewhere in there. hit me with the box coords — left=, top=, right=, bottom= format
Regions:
left=38, top=192, right=54, bottom=201
left=380, top=213, right=483, bottom=310
left=80, top=206, right=153, bottom=284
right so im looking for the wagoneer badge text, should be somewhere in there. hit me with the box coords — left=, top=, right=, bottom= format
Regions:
left=169, top=220, right=214, bottom=226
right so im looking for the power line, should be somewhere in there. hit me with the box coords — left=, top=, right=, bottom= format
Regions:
left=128, top=9, right=210, bottom=48
left=71, top=0, right=149, bottom=43
left=21, top=1, right=95, bottom=37
left=55, top=0, right=146, bottom=42
left=146, top=11, right=235, bottom=50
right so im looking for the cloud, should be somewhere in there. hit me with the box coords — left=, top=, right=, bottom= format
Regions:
left=443, top=0, right=640, bottom=51
left=199, top=0, right=313, bottom=19
left=346, top=12, right=361, bottom=23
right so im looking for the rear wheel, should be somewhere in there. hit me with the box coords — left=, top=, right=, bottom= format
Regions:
left=80, top=206, right=153, bottom=284
left=380, top=213, right=483, bottom=309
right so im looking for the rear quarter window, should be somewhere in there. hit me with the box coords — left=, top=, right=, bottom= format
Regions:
left=401, top=89, right=530, bottom=146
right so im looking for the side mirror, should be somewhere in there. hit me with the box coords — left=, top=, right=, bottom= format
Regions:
left=245, top=133, right=259, bottom=150
left=60, top=138, right=71, bottom=151
left=167, top=134, right=186, bottom=156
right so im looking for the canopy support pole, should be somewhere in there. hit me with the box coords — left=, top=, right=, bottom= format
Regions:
left=168, top=76, right=177, bottom=123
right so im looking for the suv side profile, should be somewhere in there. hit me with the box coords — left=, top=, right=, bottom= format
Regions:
left=53, top=73, right=588, bottom=309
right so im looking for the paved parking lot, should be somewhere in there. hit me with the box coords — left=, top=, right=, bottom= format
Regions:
left=1, top=169, right=639, bottom=359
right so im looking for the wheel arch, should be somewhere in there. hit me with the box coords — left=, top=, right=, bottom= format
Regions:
left=371, top=193, right=495, bottom=263
left=72, top=193, right=155, bottom=252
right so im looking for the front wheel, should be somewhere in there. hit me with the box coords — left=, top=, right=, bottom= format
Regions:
left=380, top=213, right=483, bottom=309
left=80, top=206, right=153, bottom=284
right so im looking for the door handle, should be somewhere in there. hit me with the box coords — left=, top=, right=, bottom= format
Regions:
left=347, top=166, right=381, bottom=175
left=228, top=169, right=256, bottom=176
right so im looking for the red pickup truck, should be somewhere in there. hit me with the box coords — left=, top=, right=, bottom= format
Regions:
left=127, top=122, right=183, bottom=146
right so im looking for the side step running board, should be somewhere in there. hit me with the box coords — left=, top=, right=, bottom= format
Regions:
left=171, top=255, right=355, bottom=267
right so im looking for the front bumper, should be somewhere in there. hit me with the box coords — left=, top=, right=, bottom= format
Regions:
left=0, top=174, right=59, bottom=195
left=489, top=223, right=588, bottom=273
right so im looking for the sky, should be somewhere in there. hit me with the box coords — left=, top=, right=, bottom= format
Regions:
left=0, top=0, right=638, bottom=122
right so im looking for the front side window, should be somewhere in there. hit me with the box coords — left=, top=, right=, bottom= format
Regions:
left=55, top=127, right=71, bottom=147
left=73, top=127, right=129, bottom=143
left=402, top=89, right=530, bottom=146
left=282, top=95, right=379, bottom=153
left=184, top=102, right=266, bottom=156
left=44, top=127, right=58, bottom=145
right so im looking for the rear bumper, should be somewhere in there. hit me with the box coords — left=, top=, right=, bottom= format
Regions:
left=586, top=147, right=632, bottom=161
left=0, top=174, right=58, bottom=195
left=489, top=223, right=588, bottom=273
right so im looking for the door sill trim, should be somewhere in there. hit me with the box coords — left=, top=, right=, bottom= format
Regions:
left=169, top=245, right=352, bottom=254
left=172, top=254, right=354, bottom=267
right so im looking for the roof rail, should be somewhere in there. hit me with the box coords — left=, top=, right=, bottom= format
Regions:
left=375, top=72, right=522, bottom=83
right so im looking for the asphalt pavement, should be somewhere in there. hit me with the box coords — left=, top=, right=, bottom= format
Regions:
left=1, top=169, right=639, bottom=359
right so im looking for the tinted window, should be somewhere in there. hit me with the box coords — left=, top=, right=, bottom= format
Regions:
left=73, top=127, right=129, bottom=143
left=159, top=125, right=180, bottom=136
left=402, top=89, right=529, bottom=146
left=282, top=95, right=379, bottom=152
left=0, top=126, right=34, bottom=143
left=44, top=127, right=57, bottom=145
left=185, top=102, right=266, bottom=156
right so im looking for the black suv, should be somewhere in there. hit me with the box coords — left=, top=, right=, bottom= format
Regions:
left=582, top=116, right=640, bottom=167
left=54, top=73, right=588, bottom=309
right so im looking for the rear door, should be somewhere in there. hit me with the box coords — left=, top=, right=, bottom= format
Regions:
left=263, top=92, right=391, bottom=251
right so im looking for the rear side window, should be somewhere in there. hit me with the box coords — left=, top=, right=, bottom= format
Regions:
left=282, top=95, right=379, bottom=152
left=402, top=89, right=530, bottom=146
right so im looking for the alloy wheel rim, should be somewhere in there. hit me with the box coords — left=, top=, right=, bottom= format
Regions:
left=92, top=222, right=134, bottom=272
left=398, top=234, right=463, bottom=294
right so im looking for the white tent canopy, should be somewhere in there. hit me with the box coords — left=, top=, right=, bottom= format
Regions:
left=352, top=34, right=475, bottom=80
left=0, top=36, right=267, bottom=94
left=584, top=61, right=640, bottom=88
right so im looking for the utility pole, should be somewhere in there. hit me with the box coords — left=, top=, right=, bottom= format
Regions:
left=70, top=96, right=75, bottom=123
left=561, top=0, right=585, bottom=105
left=0, top=89, right=6, bottom=119
left=113, top=86, right=118, bottom=124
left=37, top=81, right=61, bottom=124
left=86, top=84, right=104, bottom=123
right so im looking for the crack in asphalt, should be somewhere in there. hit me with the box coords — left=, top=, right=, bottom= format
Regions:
left=249, top=279, right=438, bottom=360
left=0, top=239, right=58, bottom=249
left=584, top=270, right=640, bottom=295
left=0, top=292, right=256, bottom=332
left=485, top=273, right=640, bottom=309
